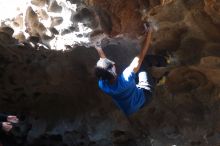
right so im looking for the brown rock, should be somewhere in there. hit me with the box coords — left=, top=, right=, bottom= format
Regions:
left=0, top=32, right=17, bottom=46
left=73, top=8, right=99, bottom=29
left=0, top=27, right=14, bottom=36
left=200, top=56, right=220, bottom=68
left=165, top=67, right=213, bottom=95
left=28, top=36, right=40, bottom=43
left=204, top=0, right=220, bottom=24
left=86, top=0, right=144, bottom=38
left=49, top=27, right=59, bottom=35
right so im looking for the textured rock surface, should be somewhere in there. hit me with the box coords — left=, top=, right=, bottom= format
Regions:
left=0, top=0, right=220, bottom=145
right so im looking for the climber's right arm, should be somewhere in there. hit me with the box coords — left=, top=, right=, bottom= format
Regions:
left=95, top=46, right=106, bottom=58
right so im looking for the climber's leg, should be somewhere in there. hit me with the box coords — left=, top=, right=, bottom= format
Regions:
left=136, top=55, right=167, bottom=106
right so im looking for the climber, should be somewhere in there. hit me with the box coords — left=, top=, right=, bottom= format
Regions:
left=94, top=25, right=163, bottom=116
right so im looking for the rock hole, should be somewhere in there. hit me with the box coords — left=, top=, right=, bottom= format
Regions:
left=190, top=141, right=201, bottom=145
left=26, top=58, right=32, bottom=64
left=34, top=92, right=41, bottom=97
left=13, top=87, right=24, bottom=92
left=112, top=130, right=126, bottom=137
left=80, top=135, right=85, bottom=139
left=20, top=93, right=27, bottom=98
left=9, top=75, right=16, bottom=85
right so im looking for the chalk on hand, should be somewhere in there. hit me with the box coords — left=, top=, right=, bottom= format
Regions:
left=147, top=18, right=159, bottom=32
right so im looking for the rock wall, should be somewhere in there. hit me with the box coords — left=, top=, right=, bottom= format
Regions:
left=0, top=0, right=220, bottom=145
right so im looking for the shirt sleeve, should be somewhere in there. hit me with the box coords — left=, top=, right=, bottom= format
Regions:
left=98, top=79, right=111, bottom=94
left=122, top=66, right=136, bottom=82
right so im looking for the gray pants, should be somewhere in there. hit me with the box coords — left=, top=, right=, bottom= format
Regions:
left=137, top=55, right=166, bottom=105
left=136, top=70, right=155, bottom=108
left=136, top=56, right=159, bottom=105
left=135, top=54, right=166, bottom=93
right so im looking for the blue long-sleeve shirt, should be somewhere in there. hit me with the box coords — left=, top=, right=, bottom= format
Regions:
left=98, top=67, right=148, bottom=116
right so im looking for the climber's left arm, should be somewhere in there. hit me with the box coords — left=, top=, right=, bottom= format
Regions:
left=129, top=27, right=153, bottom=73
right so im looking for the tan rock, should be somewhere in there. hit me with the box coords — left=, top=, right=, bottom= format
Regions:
left=27, top=20, right=47, bottom=37
left=31, top=0, right=47, bottom=7
left=38, top=9, right=49, bottom=20
left=48, top=0, right=62, bottom=13
left=34, top=22, right=47, bottom=34
left=13, top=14, right=24, bottom=29
left=51, top=17, right=63, bottom=27
left=25, top=6, right=39, bottom=28
left=14, top=32, right=26, bottom=42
